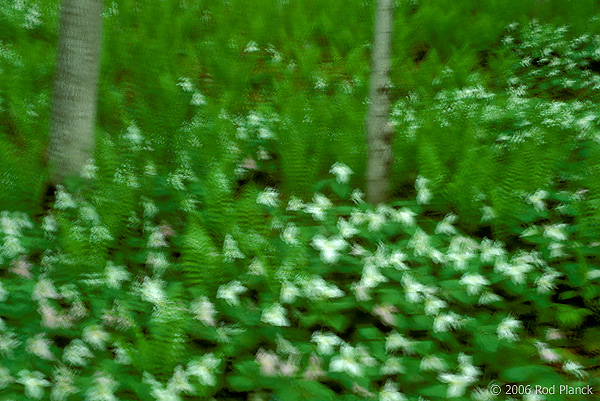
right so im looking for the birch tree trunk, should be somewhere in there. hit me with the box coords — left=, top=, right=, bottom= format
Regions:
left=365, top=0, right=394, bottom=205
left=48, top=0, right=104, bottom=185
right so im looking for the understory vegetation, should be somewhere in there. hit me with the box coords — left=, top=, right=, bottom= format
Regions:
left=1, top=0, right=600, bottom=400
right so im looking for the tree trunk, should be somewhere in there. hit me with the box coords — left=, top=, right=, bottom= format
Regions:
left=365, top=0, right=394, bottom=205
left=48, top=0, right=104, bottom=185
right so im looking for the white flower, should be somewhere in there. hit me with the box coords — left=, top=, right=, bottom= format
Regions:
left=278, top=224, right=298, bottom=245
left=146, top=251, right=170, bottom=273
left=190, top=92, right=206, bottom=106
left=311, top=331, right=342, bottom=355
left=86, top=372, right=119, bottom=401
left=26, top=333, right=54, bottom=360
left=401, top=274, right=425, bottom=303
left=217, top=280, right=247, bottom=306
left=562, top=360, right=586, bottom=379
left=329, top=344, right=362, bottom=376
left=389, top=250, right=409, bottom=270
left=330, top=162, right=354, bottom=184
left=280, top=281, right=300, bottom=303
left=366, top=210, right=386, bottom=231
left=32, top=277, right=60, bottom=301
left=223, top=234, right=245, bottom=261
left=311, top=235, right=347, bottom=264
left=167, top=366, right=194, bottom=394
left=435, top=214, right=458, bottom=235
left=379, top=355, right=404, bottom=374
left=63, top=339, right=93, bottom=366
left=424, top=296, right=447, bottom=315
left=147, top=228, right=168, bottom=248
left=420, top=355, right=446, bottom=371
left=286, top=196, right=304, bottom=211
left=187, top=354, right=220, bottom=386
left=478, top=291, right=502, bottom=305
left=479, top=238, right=506, bottom=263
left=17, top=370, right=50, bottom=399
left=480, top=205, right=497, bottom=222
left=433, top=312, right=465, bottom=333
left=256, top=349, right=280, bottom=376
left=139, top=277, right=167, bottom=305
left=261, top=303, right=290, bottom=327
left=527, top=189, right=548, bottom=211
left=257, top=187, right=279, bottom=207
left=497, top=315, right=521, bottom=341
left=543, top=223, right=568, bottom=242
left=351, top=188, right=365, bottom=204
left=337, top=218, right=359, bottom=238
left=177, top=77, right=194, bottom=92
left=303, top=276, right=344, bottom=299
left=386, top=332, right=415, bottom=354
left=408, top=228, right=430, bottom=257
left=42, top=213, right=57, bottom=233
left=494, top=260, right=533, bottom=285
left=54, top=186, right=76, bottom=209
left=2, top=235, right=25, bottom=258
left=83, top=325, right=109, bottom=351
left=416, top=176, right=432, bottom=205
left=244, top=40, right=259, bottom=52
left=587, top=269, right=600, bottom=280
left=351, top=281, right=372, bottom=301
left=190, top=296, right=217, bottom=326
left=104, top=262, right=131, bottom=289
left=535, top=269, right=561, bottom=294
left=438, top=372, right=477, bottom=398
left=392, top=207, right=417, bottom=227
left=380, top=380, right=407, bottom=401
left=459, top=274, right=489, bottom=296
left=0, top=331, right=20, bottom=357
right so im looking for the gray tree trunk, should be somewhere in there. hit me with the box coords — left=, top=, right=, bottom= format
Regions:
left=48, top=0, right=104, bottom=185
left=365, top=0, right=394, bottom=205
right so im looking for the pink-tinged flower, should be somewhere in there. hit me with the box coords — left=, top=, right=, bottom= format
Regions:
left=304, top=354, right=325, bottom=381
left=373, top=304, right=398, bottom=326
left=256, top=349, right=280, bottom=376
left=159, top=222, right=175, bottom=238
left=242, top=157, right=258, bottom=170
left=10, top=256, right=32, bottom=279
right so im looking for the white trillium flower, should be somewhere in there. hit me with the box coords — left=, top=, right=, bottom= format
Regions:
left=83, top=325, right=109, bottom=351
left=459, top=273, right=490, bottom=296
left=350, top=188, right=365, bottom=204
left=438, top=372, right=477, bottom=398
left=420, top=355, right=447, bottom=371
left=104, top=262, right=131, bottom=289
left=543, top=223, right=568, bottom=242
left=337, top=218, right=359, bottom=238
left=311, top=331, right=342, bottom=355
left=381, top=357, right=405, bottom=375
left=63, top=339, right=93, bottom=366
left=330, top=162, right=354, bottom=184
left=187, top=354, right=220, bottom=386
left=167, top=366, right=194, bottom=394
left=223, top=234, right=245, bottom=261
left=393, top=207, right=417, bottom=226
left=386, top=332, right=416, bottom=354
left=329, top=344, right=362, bottom=376
left=261, top=303, right=290, bottom=327
left=380, top=380, right=407, bottom=401
left=311, top=235, right=348, bottom=264
left=527, top=189, right=548, bottom=211
left=303, top=276, right=344, bottom=299
left=26, top=333, right=54, bottom=360
left=16, top=370, right=50, bottom=399
left=435, top=214, right=458, bottom=235
left=190, top=296, right=217, bottom=326
left=280, top=281, right=300, bottom=303
left=562, top=360, right=587, bottom=379
left=244, top=40, right=259, bottom=52
left=139, top=277, right=167, bottom=305
left=257, top=187, right=279, bottom=207
left=217, top=280, right=247, bottom=306
left=497, top=315, right=521, bottom=341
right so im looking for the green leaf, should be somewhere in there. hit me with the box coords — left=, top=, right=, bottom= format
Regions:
left=501, top=365, right=553, bottom=382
